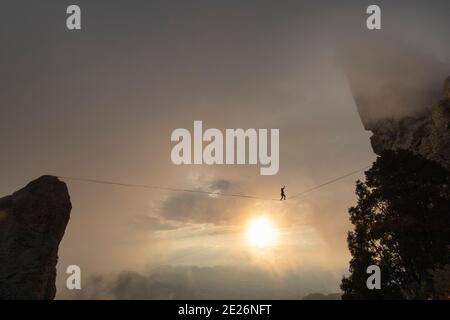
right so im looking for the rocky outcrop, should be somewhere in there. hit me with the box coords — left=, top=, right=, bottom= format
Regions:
left=0, top=175, right=71, bottom=299
left=338, top=31, right=450, bottom=169
left=368, top=79, right=450, bottom=169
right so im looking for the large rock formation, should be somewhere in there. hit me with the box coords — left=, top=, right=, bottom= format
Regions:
left=0, top=175, right=71, bottom=299
left=338, top=31, right=450, bottom=169
left=369, top=79, right=450, bottom=169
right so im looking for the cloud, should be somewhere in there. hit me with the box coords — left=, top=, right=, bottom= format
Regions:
left=131, top=215, right=180, bottom=231
left=60, top=265, right=342, bottom=300
left=337, top=30, right=450, bottom=128
left=158, top=178, right=251, bottom=224
left=302, top=293, right=342, bottom=300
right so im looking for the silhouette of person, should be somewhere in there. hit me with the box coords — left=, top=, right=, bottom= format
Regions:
left=280, top=186, right=286, bottom=201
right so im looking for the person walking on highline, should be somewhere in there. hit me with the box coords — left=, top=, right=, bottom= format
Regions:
left=280, top=186, right=286, bottom=201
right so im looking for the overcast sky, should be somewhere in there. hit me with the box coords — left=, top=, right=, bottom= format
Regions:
left=1, top=0, right=449, bottom=299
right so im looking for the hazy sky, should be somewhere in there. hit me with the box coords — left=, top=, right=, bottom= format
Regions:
left=1, top=0, right=449, bottom=299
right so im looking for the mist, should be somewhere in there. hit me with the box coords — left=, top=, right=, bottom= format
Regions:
left=59, top=265, right=342, bottom=300
left=338, top=30, right=450, bottom=129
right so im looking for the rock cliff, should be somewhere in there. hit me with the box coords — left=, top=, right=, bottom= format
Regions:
left=368, top=78, right=450, bottom=169
left=0, top=175, right=71, bottom=299
left=338, top=32, right=450, bottom=169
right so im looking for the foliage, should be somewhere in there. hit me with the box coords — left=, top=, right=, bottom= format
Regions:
left=341, top=150, right=450, bottom=299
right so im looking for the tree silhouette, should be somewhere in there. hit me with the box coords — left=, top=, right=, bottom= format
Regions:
left=341, top=150, right=450, bottom=299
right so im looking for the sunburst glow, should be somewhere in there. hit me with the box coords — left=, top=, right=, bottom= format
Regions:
left=246, top=216, right=278, bottom=248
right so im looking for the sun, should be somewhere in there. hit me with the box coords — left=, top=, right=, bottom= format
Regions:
left=246, top=216, right=278, bottom=248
